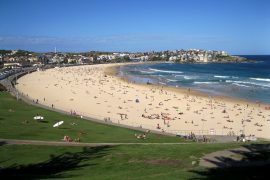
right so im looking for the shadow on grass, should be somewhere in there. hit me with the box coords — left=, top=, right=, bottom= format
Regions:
left=0, top=145, right=112, bottom=179
left=38, top=120, right=49, bottom=123
left=191, top=143, right=270, bottom=180
left=0, top=141, right=7, bottom=146
left=58, top=127, right=71, bottom=130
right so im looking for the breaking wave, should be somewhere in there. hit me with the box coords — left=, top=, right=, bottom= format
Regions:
left=149, top=68, right=183, bottom=74
left=193, top=81, right=218, bottom=84
left=214, top=75, right=230, bottom=78
left=226, top=80, right=270, bottom=88
left=250, top=78, right=270, bottom=82
left=166, top=79, right=178, bottom=82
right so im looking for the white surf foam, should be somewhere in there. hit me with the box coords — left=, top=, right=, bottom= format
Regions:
left=149, top=68, right=183, bottom=74
left=183, top=76, right=195, bottom=80
left=166, top=79, right=178, bottom=82
left=250, top=78, right=270, bottom=82
left=226, top=80, right=270, bottom=88
left=174, top=75, right=196, bottom=79
left=140, top=70, right=154, bottom=74
left=214, top=75, right=230, bottom=78
left=193, top=81, right=218, bottom=85
left=175, top=75, right=184, bottom=77
left=232, top=83, right=250, bottom=88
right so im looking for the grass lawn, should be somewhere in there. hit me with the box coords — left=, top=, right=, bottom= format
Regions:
left=1, top=91, right=269, bottom=179
left=0, top=92, right=183, bottom=143
left=0, top=143, right=243, bottom=179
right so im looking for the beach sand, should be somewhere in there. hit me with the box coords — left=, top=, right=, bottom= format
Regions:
left=16, top=63, right=270, bottom=139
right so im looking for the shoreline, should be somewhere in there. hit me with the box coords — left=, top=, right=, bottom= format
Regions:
left=105, top=63, right=270, bottom=107
left=15, top=63, right=270, bottom=139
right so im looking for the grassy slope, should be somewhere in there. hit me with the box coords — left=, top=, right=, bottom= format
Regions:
left=0, top=92, right=182, bottom=143
left=0, top=143, right=241, bottom=179
left=1, top=91, right=267, bottom=179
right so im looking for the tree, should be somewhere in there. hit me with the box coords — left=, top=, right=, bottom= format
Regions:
left=123, top=56, right=130, bottom=62
left=0, top=50, right=12, bottom=55
left=0, top=61, right=4, bottom=69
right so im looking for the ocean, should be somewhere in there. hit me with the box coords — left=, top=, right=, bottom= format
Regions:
left=119, top=55, right=270, bottom=104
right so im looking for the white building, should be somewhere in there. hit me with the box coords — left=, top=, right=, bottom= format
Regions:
left=139, top=56, right=149, bottom=61
left=221, top=51, right=228, bottom=56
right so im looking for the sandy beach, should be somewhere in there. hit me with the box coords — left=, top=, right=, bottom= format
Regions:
left=16, top=63, right=270, bottom=139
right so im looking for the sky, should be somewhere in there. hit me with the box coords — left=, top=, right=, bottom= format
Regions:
left=0, top=0, right=269, bottom=54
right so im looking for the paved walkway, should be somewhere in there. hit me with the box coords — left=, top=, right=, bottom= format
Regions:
left=0, top=138, right=192, bottom=147
left=200, top=144, right=270, bottom=168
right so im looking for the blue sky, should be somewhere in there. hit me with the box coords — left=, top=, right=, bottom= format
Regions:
left=0, top=0, right=269, bottom=54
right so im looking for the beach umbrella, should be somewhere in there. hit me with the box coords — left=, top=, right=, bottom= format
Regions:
left=53, top=121, right=64, bottom=128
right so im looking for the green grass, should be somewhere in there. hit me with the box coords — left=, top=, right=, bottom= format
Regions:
left=0, top=92, right=183, bottom=143
left=0, top=143, right=242, bottom=179
left=1, top=91, right=269, bottom=179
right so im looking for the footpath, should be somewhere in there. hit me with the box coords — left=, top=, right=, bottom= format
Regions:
left=0, top=138, right=191, bottom=147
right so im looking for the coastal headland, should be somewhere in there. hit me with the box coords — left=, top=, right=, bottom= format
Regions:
left=16, top=63, right=270, bottom=139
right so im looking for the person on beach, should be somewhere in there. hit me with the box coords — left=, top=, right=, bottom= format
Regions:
left=64, top=135, right=72, bottom=142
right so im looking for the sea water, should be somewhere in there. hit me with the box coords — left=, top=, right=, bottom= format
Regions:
left=119, top=55, right=270, bottom=104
